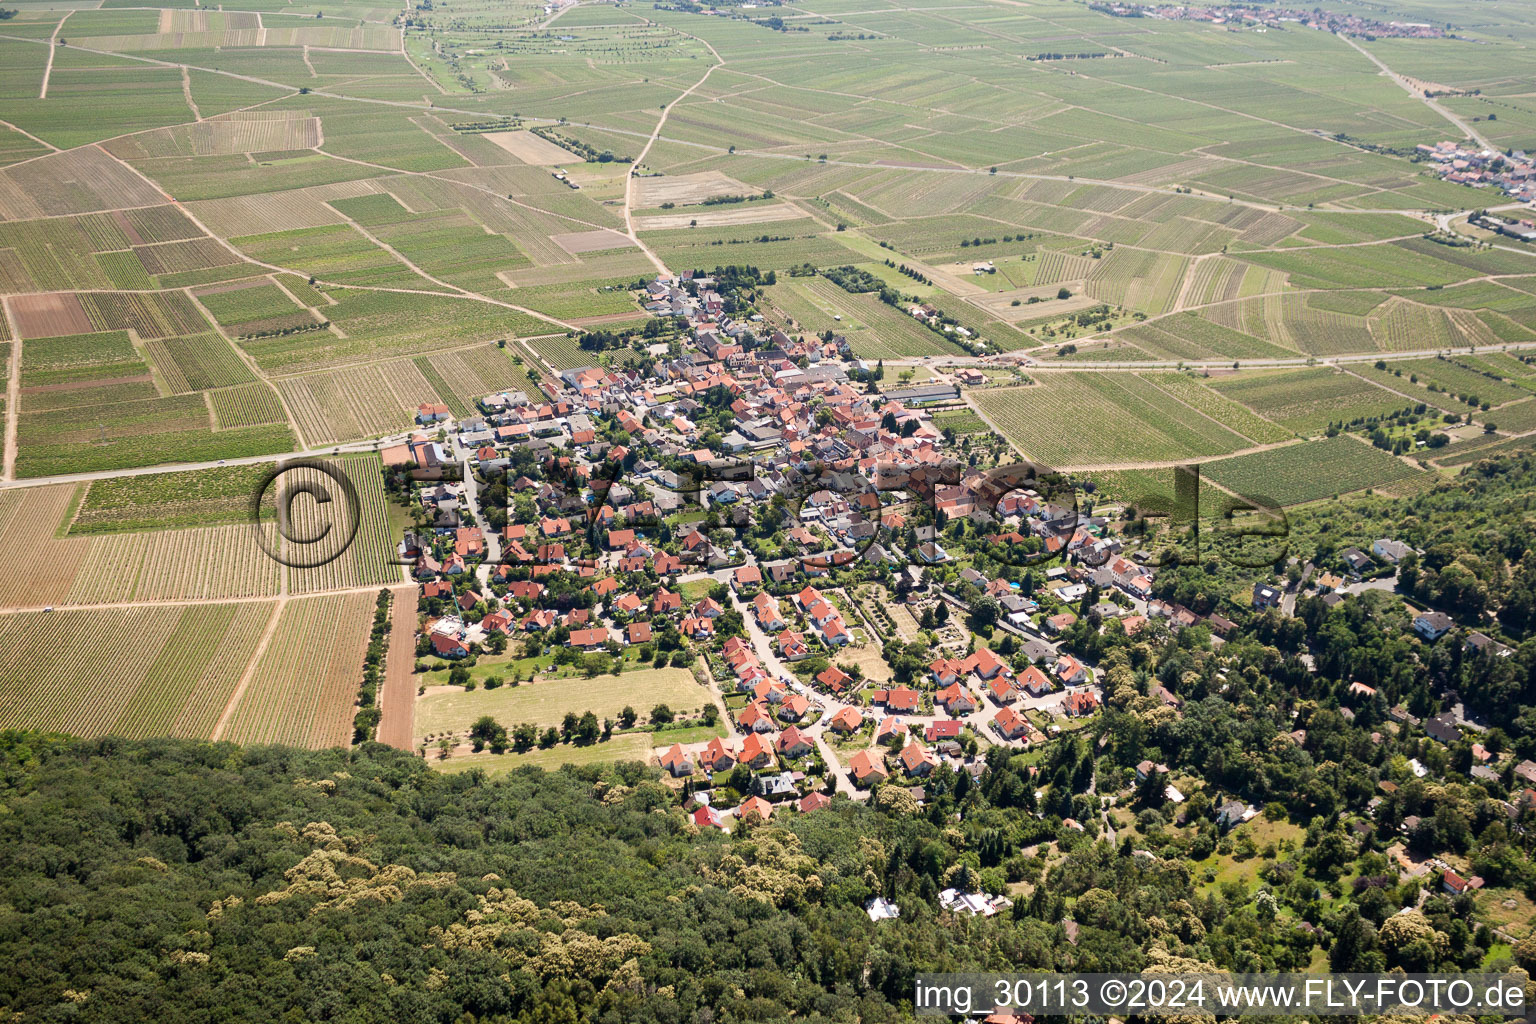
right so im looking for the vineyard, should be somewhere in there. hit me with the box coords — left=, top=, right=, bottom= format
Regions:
left=142, top=331, right=255, bottom=392
left=0, top=485, right=91, bottom=608
left=280, top=455, right=404, bottom=594
left=208, top=382, right=288, bottom=429
left=1137, top=372, right=1294, bottom=444
left=72, top=463, right=267, bottom=533
left=220, top=592, right=375, bottom=748
left=973, top=372, right=1251, bottom=466
left=0, top=602, right=272, bottom=740
left=1200, top=435, right=1421, bottom=506
left=1208, top=368, right=1408, bottom=436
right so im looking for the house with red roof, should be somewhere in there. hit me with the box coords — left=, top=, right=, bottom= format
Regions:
left=849, top=749, right=888, bottom=786
left=481, top=610, right=514, bottom=634
left=1065, top=690, right=1099, bottom=717
left=754, top=593, right=786, bottom=630
left=738, top=731, right=775, bottom=768
left=884, top=688, right=921, bottom=713
left=778, top=694, right=811, bottom=721
left=652, top=589, right=683, bottom=615
left=962, top=647, right=1008, bottom=680
left=660, top=743, right=693, bottom=777
left=737, top=795, right=775, bottom=822
left=701, top=738, right=736, bottom=773
left=692, top=804, right=727, bottom=830
left=930, top=657, right=964, bottom=687
left=517, top=608, right=553, bottom=632
left=1020, top=665, right=1053, bottom=697
left=926, top=720, right=962, bottom=743
left=987, top=676, right=1020, bottom=705
left=798, top=791, right=831, bottom=813
left=816, top=665, right=852, bottom=693
left=625, top=621, right=653, bottom=644
left=777, top=726, right=813, bottom=757
left=431, top=632, right=469, bottom=658
left=936, top=682, right=976, bottom=714
left=828, top=706, right=864, bottom=734
left=738, top=701, right=775, bottom=733
left=1054, top=654, right=1088, bottom=685
left=993, top=706, right=1028, bottom=740
left=568, top=627, right=608, bottom=651
left=899, top=741, right=937, bottom=777
left=733, top=565, right=763, bottom=591
left=778, top=630, right=810, bottom=661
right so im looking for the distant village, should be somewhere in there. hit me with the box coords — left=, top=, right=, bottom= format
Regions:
left=1420, top=140, right=1536, bottom=214
left=1090, top=2, right=1450, bottom=39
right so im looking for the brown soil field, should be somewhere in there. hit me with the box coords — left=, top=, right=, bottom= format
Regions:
left=7, top=293, right=94, bottom=339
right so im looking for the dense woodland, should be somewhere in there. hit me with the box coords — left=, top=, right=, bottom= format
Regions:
left=1, top=725, right=1533, bottom=1022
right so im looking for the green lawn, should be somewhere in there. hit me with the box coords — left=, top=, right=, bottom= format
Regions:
left=415, top=666, right=712, bottom=738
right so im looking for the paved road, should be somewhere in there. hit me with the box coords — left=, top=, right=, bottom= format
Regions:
left=0, top=432, right=416, bottom=491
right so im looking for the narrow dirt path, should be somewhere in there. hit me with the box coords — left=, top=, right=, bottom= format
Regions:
left=621, top=31, right=726, bottom=276
left=1339, top=33, right=1491, bottom=151
left=211, top=597, right=285, bottom=741
left=181, top=66, right=201, bottom=120
left=39, top=12, right=70, bottom=100
left=2, top=315, right=18, bottom=482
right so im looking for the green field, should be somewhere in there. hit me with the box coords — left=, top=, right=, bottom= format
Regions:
left=1208, top=368, right=1411, bottom=436
left=975, top=372, right=1252, bottom=466
left=414, top=666, right=713, bottom=738
left=1201, top=435, right=1421, bottom=506
left=70, top=463, right=273, bottom=534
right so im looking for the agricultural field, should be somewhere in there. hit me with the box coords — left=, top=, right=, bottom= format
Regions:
left=70, top=463, right=270, bottom=533
left=1207, top=367, right=1411, bottom=436
left=973, top=372, right=1253, bottom=466
left=1201, top=435, right=1422, bottom=506
left=0, top=602, right=273, bottom=740
left=219, top=592, right=376, bottom=749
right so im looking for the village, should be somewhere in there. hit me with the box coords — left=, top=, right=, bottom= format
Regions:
left=368, top=264, right=1536, bottom=926
left=1419, top=141, right=1536, bottom=211
left=1088, top=2, right=1450, bottom=39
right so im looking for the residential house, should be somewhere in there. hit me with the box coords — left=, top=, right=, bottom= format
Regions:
left=848, top=749, right=888, bottom=786
left=738, top=732, right=775, bottom=768
left=700, top=738, right=736, bottom=773
left=660, top=744, right=693, bottom=777
left=1414, top=611, right=1453, bottom=641
left=776, top=726, right=813, bottom=757
left=1064, top=690, right=1099, bottom=717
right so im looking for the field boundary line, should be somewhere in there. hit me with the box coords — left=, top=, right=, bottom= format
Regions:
left=181, top=66, right=201, bottom=120
left=2, top=298, right=18, bottom=482
left=400, top=24, right=446, bottom=96
left=1135, top=371, right=1283, bottom=446
left=211, top=597, right=282, bottom=742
